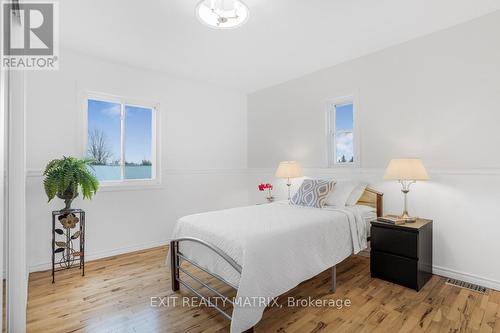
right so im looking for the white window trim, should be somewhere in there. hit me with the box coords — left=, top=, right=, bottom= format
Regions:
left=326, top=94, right=360, bottom=168
left=81, top=91, right=161, bottom=189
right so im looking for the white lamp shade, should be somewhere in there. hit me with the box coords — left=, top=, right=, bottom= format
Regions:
left=275, top=161, right=303, bottom=179
left=383, top=158, right=429, bottom=181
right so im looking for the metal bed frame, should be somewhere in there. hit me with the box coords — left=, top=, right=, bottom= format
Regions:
left=171, top=237, right=336, bottom=333
left=171, top=238, right=337, bottom=332
left=170, top=188, right=383, bottom=332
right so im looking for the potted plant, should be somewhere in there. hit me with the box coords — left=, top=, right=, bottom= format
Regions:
left=43, top=156, right=99, bottom=211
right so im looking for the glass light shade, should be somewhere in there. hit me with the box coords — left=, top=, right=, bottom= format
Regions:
left=275, top=161, right=304, bottom=179
left=383, top=158, right=429, bottom=181
left=196, top=0, right=249, bottom=29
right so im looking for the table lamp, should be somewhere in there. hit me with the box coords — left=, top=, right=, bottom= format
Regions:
left=275, top=161, right=304, bottom=200
left=383, top=158, right=429, bottom=222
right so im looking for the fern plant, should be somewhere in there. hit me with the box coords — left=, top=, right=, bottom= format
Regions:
left=43, top=156, right=99, bottom=210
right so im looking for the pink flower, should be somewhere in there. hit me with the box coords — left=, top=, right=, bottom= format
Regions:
left=258, top=183, right=273, bottom=192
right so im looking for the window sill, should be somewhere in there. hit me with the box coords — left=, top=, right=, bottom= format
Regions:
left=98, top=179, right=163, bottom=192
left=329, top=163, right=360, bottom=168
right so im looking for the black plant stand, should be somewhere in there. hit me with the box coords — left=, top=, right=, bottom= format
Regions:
left=51, top=208, right=85, bottom=283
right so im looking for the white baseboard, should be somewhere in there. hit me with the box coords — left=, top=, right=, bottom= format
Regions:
left=29, top=240, right=500, bottom=292
left=29, top=239, right=170, bottom=273
left=433, top=265, right=500, bottom=291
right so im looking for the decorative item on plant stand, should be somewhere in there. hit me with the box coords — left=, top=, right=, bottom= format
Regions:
left=258, top=183, right=274, bottom=202
left=43, top=156, right=99, bottom=211
left=51, top=208, right=86, bottom=283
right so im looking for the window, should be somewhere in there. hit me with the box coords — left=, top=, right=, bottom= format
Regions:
left=85, top=95, right=158, bottom=183
left=328, top=99, right=356, bottom=166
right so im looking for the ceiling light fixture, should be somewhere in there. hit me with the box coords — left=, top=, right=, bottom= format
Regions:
left=196, top=0, right=249, bottom=29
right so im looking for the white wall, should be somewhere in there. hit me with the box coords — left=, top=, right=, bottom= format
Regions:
left=26, top=49, right=248, bottom=271
left=8, top=68, right=28, bottom=333
left=249, top=11, right=500, bottom=169
left=7, top=14, right=28, bottom=332
left=247, top=12, right=500, bottom=289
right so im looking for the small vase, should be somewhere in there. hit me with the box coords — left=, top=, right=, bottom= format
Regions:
left=266, top=196, right=274, bottom=203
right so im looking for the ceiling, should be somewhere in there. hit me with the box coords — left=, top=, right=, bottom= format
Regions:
left=60, top=0, right=500, bottom=93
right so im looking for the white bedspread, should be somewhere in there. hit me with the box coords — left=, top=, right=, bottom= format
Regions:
left=168, top=202, right=368, bottom=333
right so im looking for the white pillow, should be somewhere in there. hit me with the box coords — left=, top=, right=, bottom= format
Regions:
left=355, top=204, right=376, bottom=214
left=346, top=182, right=368, bottom=206
left=290, top=176, right=311, bottom=198
left=290, top=179, right=336, bottom=208
left=326, top=181, right=367, bottom=207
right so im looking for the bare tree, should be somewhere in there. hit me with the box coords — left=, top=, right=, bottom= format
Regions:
left=88, top=129, right=112, bottom=165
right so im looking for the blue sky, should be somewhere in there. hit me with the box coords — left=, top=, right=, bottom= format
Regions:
left=335, top=103, right=353, bottom=131
left=334, top=103, right=354, bottom=162
left=125, top=105, right=152, bottom=163
left=87, top=100, right=152, bottom=164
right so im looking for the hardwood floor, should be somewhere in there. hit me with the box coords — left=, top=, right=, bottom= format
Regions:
left=27, top=246, right=500, bottom=333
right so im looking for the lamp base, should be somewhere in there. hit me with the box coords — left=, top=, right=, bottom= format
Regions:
left=286, top=181, right=292, bottom=201
left=400, top=184, right=417, bottom=223
left=400, top=212, right=417, bottom=223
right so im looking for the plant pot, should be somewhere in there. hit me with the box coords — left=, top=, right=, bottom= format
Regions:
left=56, top=187, right=79, bottom=211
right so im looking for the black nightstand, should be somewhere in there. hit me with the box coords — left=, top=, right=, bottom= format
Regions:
left=370, top=219, right=433, bottom=291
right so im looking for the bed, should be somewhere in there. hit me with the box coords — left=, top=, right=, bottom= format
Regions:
left=169, top=187, right=383, bottom=333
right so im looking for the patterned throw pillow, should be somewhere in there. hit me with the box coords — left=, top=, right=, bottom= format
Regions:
left=290, top=179, right=335, bottom=208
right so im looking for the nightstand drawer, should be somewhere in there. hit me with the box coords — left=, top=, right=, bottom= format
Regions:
left=370, top=250, right=418, bottom=290
left=371, top=225, right=418, bottom=259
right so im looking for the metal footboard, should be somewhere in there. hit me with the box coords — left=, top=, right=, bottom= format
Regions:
left=170, top=237, right=337, bottom=332
left=170, top=237, right=243, bottom=323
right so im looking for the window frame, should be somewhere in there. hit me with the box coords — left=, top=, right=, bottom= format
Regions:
left=82, top=92, right=161, bottom=189
left=326, top=95, right=360, bottom=168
